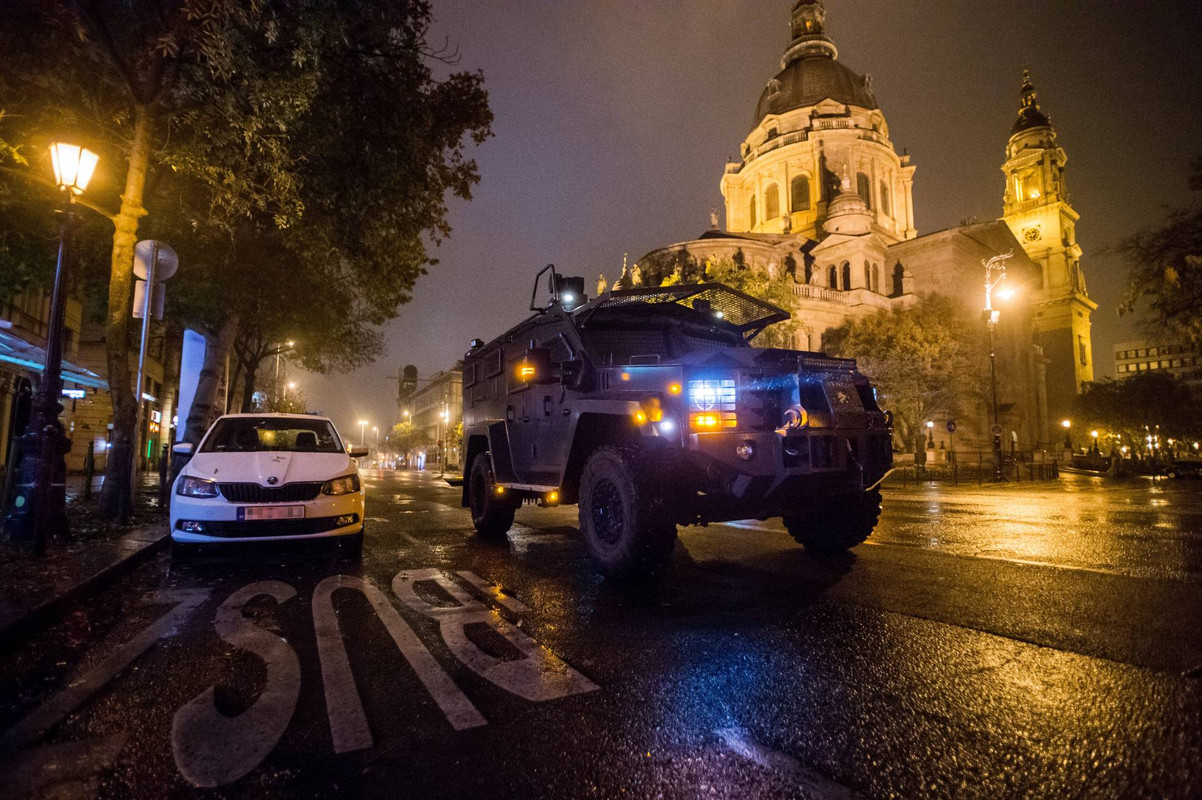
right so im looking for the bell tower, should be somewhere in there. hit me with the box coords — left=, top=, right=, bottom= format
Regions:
left=1001, top=71, right=1095, bottom=428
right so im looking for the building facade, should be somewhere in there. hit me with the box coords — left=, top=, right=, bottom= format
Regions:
left=407, top=365, right=463, bottom=468
left=1114, top=339, right=1202, bottom=389
left=623, top=0, right=1096, bottom=449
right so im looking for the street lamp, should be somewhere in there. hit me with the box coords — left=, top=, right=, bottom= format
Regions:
left=5, top=143, right=99, bottom=552
left=359, top=420, right=368, bottom=448
left=275, top=339, right=295, bottom=381
left=925, top=420, right=935, bottom=449
left=1061, top=419, right=1072, bottom=451
left=982, top=252, right=1015, bottom=481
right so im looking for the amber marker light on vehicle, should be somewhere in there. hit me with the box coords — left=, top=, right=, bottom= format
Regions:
left=517, top=363, right=536, bottom=380
left=668, top=383, right=682, bottom=395
left=633, top=409, right=648, bottom=425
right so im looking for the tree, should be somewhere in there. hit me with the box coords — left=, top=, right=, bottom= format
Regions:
left=1074, top=372, right=1201, bottom=454
left=1118, top=158, right=1202, bottom=343
left=1, top=0, right=277, bottom=519
left=389, top=421, right=430, bottom=467
left=0, top=1, right=492, bottom=517
left=824, top=295, right=987, bottom=455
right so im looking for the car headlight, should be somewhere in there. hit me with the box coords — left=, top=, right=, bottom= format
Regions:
left=322, top=474, right=361, bottom=496
left=688, top=378, right=737, bottom=430
left=177, top=475, right=219, bottom=498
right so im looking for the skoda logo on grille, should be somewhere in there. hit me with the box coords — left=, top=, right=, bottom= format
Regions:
left=267, top=477, right=279, bottom=485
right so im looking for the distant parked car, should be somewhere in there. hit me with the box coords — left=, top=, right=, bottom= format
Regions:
left=1166, top=459, right=1202, bottom=479
left=170, top=414, right=368, bottom=555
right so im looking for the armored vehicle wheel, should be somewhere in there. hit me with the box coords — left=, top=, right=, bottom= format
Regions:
left=784, top=489, right=881, bottom=557
left=469, top=452, right=516, bottom=539
left=578, top=446, right=676, bottom=578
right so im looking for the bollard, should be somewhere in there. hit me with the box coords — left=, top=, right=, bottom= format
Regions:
left=83, top=440, right=95, bottom=501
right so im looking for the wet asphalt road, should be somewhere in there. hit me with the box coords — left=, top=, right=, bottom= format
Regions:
left=1, top=470, right=1200, bottom=799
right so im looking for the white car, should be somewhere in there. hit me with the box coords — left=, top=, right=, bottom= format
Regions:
left=169, top=413, right=367, bottom=554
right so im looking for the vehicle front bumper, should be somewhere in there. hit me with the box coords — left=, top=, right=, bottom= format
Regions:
left=170, top=491, right=365, bottom=543
left=674, top=428, right=892, bottom=519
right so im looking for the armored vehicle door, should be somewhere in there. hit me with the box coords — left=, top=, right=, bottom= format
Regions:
left=505, top=322, right=566, bottom=487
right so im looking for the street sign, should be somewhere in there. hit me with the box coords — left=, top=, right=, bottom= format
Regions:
left=946, top=420, right=957, bottom=434
left=133, top=240, right=178, bottom=281
left=132, top=279, right=166, bottom=319
left=991, top=424, right=1003, bottom=437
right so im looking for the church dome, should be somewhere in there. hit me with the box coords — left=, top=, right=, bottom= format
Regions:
left=755, top=56, right=878, bottom=123
left=753, top=0, right=877, bottom=125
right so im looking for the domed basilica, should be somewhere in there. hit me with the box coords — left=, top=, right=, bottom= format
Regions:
left=615, top=0, right=1096, bottom=450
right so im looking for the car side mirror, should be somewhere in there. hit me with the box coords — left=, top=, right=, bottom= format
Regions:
left=172, top=442, right=194, bottom=456
left=347, top=446, right=369, bottom=458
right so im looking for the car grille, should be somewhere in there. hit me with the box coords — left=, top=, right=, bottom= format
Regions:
left=217, top=482, right=324, bottom=503
left=191, top=515, right=358, bottom=538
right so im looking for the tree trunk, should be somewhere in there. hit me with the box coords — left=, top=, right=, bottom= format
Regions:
left=99, top=105, right=154, bottom=521
left=183, top=315, right=241, bottom=445
left=240, top=360, right=257, bottom=412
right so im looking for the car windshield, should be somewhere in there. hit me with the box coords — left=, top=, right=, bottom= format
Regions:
left=199, top=417, right=343, bottom=454
left=579, top=303, right=746, bottom=364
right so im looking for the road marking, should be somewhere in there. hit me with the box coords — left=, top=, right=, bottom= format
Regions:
left=1, top=589, right=210, bottom=751
left=172, top=581, right=301, bottom=788
left=394, top=569, right=599, bottom=702
left=313, top=575, right=485, bottom=754
left=365, top=517, right=390, bottom=524
left=456, top=570, right=530, bottom=613
left=715, top=727, right=861, bottom=799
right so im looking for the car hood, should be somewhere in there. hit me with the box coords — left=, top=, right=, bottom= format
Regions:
left=184, top=451, right=355, bottom=486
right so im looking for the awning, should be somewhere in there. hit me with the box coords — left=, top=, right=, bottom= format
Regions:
left=0, top=330, right=109, bottom=391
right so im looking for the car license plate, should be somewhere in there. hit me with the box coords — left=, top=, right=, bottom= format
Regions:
left=239, top=505, right=305, bottom=521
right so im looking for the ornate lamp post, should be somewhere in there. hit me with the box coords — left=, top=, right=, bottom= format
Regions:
left=5, top=143, right=99, bottom=552
left=983, top=252, right=1014, bottom=482
left=1061, top=419, right=1073, bottom=451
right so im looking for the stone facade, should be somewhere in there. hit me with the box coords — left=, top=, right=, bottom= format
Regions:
left=629, top=0, right=1097, bottom=450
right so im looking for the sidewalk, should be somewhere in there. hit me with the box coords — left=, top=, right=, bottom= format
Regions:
left=0, top=474, right=169, bottom=643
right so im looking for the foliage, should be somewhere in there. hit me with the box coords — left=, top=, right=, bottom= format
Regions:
left=703, top=256, right=800, bottom=349
left=253, top=374, right=307, bottom=415
left=1118, top=159, right=1202, bottom=342
left=640, top=251, right=800, bottom=347
left=1074, top=372, right=1202, bottom=451
left=824, top=294, right=988, bottom=452
left=389, top=421, right=431, bottom=458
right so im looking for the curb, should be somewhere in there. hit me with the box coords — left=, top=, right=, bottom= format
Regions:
left=0, top=526, right=170, bottom=647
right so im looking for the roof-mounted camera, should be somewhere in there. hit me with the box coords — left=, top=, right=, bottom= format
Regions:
left=529, top=264, right=588, bottom=312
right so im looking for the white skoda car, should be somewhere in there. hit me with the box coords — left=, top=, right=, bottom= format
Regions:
left=169, top=414, right=367, bottom=554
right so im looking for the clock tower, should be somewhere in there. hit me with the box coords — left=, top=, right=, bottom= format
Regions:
left=1001, top=71, right=1095, bottom=426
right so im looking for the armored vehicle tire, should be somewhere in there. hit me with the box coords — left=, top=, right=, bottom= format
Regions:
left=784, top=489, right=882, bottom=557
left=578, top=446, right=677, bottom=578
left=469, top=452, right=516, bottom=539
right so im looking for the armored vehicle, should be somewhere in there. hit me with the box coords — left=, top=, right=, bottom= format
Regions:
left=461, top=266, right=893, bottom=578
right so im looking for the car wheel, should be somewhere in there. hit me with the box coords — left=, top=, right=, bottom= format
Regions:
left=783, top=489, right=881, bottom=558
left=469, top=452, right=516, bottom=539
left=578, top=446, right=676, bottom=578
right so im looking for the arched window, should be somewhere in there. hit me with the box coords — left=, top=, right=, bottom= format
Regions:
left=791, top=175, right=811, bottom=212
left=828, top=265, right=838, bottom=289
left=856, top=172, right=872, bottom=209
left=879, top=181, right=891, bottom=216
left=872, top=263, right=881, bottom=293
left=863, top=262, right=872, bottom=290
left=749, top=195, right=757, bottom=228
left=841, top=262, right=852, bottom=290
left=764, top=184, right=780, bottom=221
left=891, top=263, right=905, bottom=297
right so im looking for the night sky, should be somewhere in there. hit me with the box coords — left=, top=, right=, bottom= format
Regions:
left=302, top=0, right=1202, bottom=438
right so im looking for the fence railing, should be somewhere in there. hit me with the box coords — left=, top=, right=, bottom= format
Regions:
left=884, top=450, right=1061, bottom=487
